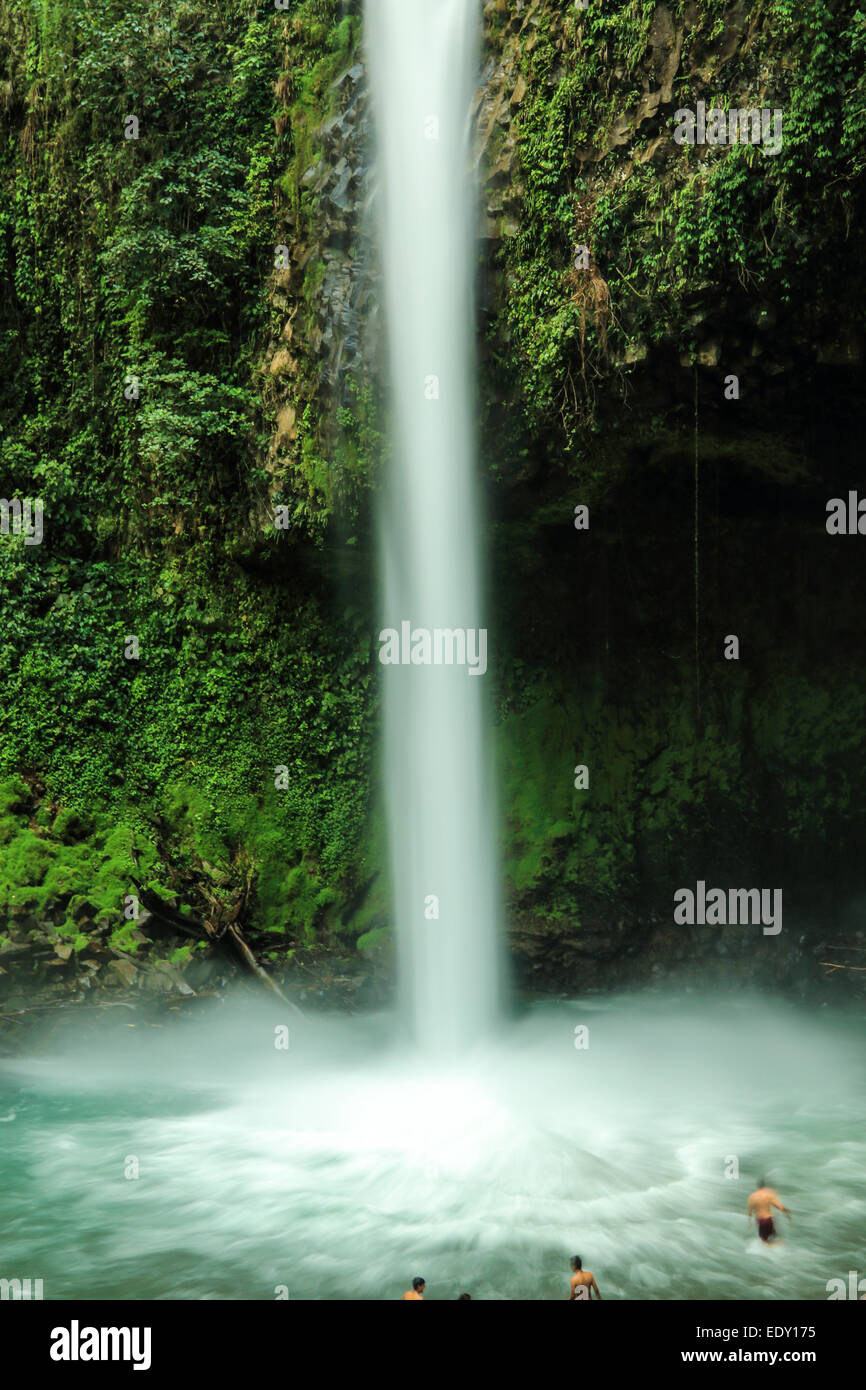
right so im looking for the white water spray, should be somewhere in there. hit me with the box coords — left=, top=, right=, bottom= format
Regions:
left=366, top=0, right=501, bottom=1050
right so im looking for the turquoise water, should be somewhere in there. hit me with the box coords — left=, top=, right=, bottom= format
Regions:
left=1, top=990, right=864, bottom=1300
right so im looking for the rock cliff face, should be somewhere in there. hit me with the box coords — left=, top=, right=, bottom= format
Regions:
left=263, top=63, right=374, bottom=477
left=258, top=7, right=378, bottom=533
left=271, top=0, right=864, bottom=514
left=266, top=0, right=866, bottom=1000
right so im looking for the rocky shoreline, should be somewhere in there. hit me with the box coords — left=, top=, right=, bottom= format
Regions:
left=2, top=915, right=862, bottom=1060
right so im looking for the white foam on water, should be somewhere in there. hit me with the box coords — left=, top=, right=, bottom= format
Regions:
left=2, top=990, right=864, bottom=1300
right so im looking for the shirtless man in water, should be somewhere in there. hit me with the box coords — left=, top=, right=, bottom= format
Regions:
left=569, top=1256, right=601, bottom=1300
left=747, top=1180, right=792, bottom=1243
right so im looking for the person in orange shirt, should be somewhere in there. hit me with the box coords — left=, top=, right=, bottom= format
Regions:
left=569, top=1256, right=601, bottom=1300
left=402, top=1277, right=425, bottom=1300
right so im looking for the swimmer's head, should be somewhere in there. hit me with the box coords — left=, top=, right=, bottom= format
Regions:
left=571, top=1256, right=582, bottom=1271
left=458, top=1293, right=471, bottom=1300
left=413, top=1277, right=425, bottom=1292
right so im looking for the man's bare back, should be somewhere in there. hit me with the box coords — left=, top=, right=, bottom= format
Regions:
left=747, top=1185, right=792, bottom=1243
left=569, top=1265, right=601, bottom=1300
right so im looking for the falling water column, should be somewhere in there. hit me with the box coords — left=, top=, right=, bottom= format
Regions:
left=366, top=0, right=501, bottom=1051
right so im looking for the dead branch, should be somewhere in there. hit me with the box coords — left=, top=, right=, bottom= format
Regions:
left=225, top=924, right=304, bottom=1018
left=131, top=877, right=304, bottom=1016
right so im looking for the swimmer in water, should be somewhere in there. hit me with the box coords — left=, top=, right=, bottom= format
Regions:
left=401, top=1277, right=425, bottom=1300
left=747, top=1179, right=792, bottom=1243
left=569, top=1256, right=601, bottom=1300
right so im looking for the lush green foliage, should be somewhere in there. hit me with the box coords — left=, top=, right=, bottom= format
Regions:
left=1, top=0, right=864, bottom=970
left=495, top=0, right=866, bottom=470
left=0, top=0, right=377, bottom=943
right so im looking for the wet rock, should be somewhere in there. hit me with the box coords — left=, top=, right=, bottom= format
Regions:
left=148, top=961, right=195, bottom=996
left=107, top=958, right=139, bottom=988
left=0, top=939, right=33, bottom=959
left=509, top=72, right=527, bottom=109
left=623, top=341, right=648, bottom=365
left=0, top=995, right=30, bottom=1013
left=648, top=5, right=684, bottom=101
left=183, top=957, right=220, bottom=990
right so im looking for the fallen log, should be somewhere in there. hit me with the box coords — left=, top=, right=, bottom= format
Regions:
left=131, top=880, right=205, bottom=940
left=225, top=923, right=304, bottom=1018
left=131, top=876, right=304, bottom=1017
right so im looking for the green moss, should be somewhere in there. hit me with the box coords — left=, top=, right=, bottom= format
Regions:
left=356, top=926, right=389, bottom=953
left=493, top=647, right=866, bottom=926
left=168, top=944, right=195, bottom=966
left=282, top=12, right=360, bottom=221
left=52, top=806, right=93, bottom=842
left=0, top=797, right=157, bottom=939
left=108, top=923, right=141, bottom=953
left=0, top=777, right=30, bottom=816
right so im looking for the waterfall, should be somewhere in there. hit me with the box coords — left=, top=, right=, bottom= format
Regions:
left=366, top=0, right=501, bottom=1051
